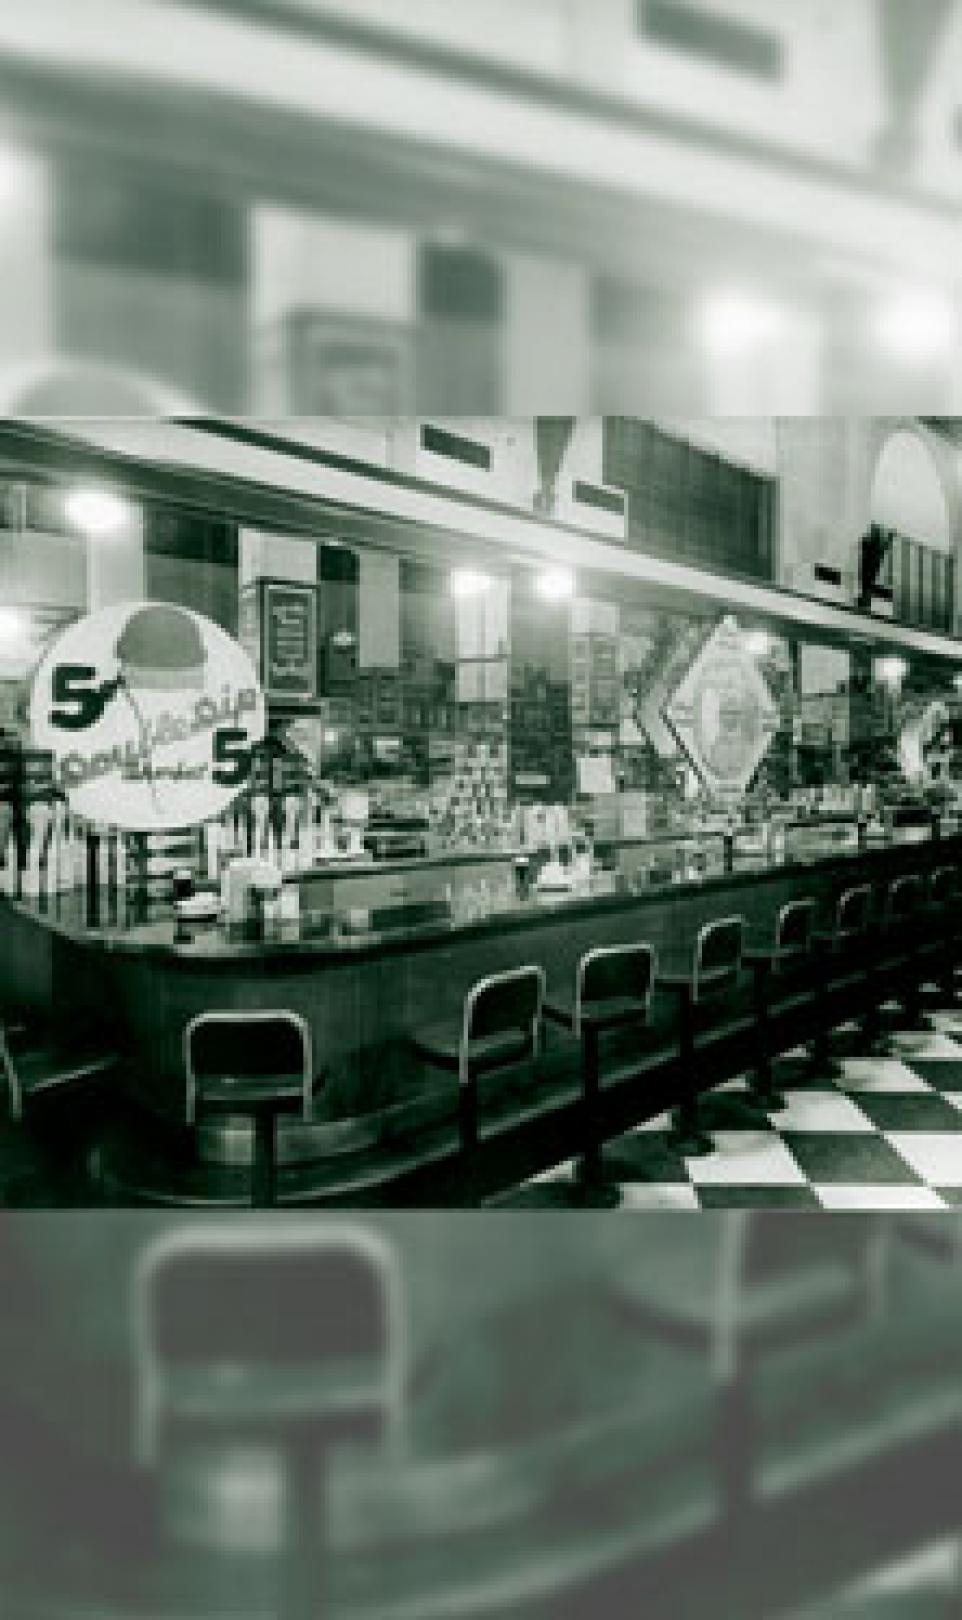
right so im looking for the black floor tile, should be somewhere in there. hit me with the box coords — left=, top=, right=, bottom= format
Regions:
left=853, top=1093, right=962, bottom=1132
left=602, top=1132, right=691, bottom=1184
left=781, top=1131, right=923, bottom=1185
left=696, top=1185, right=821, bottom=1210
left=912, top=1061, right=962, bottom=1093
left=491, top=1179, right=621, bottom=1211
left=931, top=1187, right=962, bottom=1207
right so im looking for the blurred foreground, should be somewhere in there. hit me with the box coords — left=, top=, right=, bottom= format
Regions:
left=0, top=1211, right=960, bottom=1616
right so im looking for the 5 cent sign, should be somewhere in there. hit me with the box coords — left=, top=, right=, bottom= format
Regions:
left=30, top=603, right=267, bottom=832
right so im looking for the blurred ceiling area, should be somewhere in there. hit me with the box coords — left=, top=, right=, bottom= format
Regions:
left=0, top=2, right=961, bottom=414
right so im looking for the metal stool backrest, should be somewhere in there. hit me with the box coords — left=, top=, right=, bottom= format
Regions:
left=460, top=966, right=545, bottom=1086
left=184, top=1010, right=313, bottom=1125
left=132, top=1223, right=405, bottom=1465
left=715, top=1213, right=889, bottom=1378
left=835, top=885, right=872, bottom=941
left=931, top=865, right=958, bottom=908
left=574, top=943, right=656, bottom=1038
left=772, top=899, right=816, bottom=972
left=886, top=874, right=923, bottom=923
left=692, top=916, right=744, bottom=1003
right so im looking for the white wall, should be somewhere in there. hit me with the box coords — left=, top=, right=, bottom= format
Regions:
left=657, top=417, right=779, bottom=477
left=86, top=511, right=146, bottom=610
left=390, top=418, right=539, bottom=507
left=239, top=529, right=318, bottom=587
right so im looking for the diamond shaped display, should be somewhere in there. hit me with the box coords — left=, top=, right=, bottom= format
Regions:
left=664, top=618, right=778, bottom=797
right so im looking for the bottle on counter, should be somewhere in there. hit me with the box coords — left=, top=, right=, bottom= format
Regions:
left=279, top=879, right=301, bottom=925
left=2, top=830, right=17, bottom=897
left=204, top=818, right=223, bottom=886
left=21, top=804, right=49, bottom=899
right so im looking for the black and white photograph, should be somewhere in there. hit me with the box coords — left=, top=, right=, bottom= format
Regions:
left=3, top=4, right=962, bottom=1617
left=3, top=415, right=962, bottom=1214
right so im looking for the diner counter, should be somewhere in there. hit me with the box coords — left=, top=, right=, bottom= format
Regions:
left=0, top=822, right=943, bottom=968
left=1, top=825, right=956, bottom=1153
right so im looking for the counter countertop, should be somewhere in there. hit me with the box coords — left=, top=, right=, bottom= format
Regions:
left=292, top=847, right=518, bottom=881
left=2, top=824, right=951, bottom=968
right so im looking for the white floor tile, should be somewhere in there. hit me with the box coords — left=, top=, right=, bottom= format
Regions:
left=686, top=1131, right=807, bottom=1186
left=635, top=1111, right=671, bottom=1133
left=772, top=1091, right=875, bottom=1133
left=929, top=1014, right=962, bottom=1041
left=529, top=1158, right=576, bottom=1186
left=886, top=1134, right=962, bottom=1187
left=840, top=1057, right=932, bottom=1094
left=885, top=1031, right=962, bottom=1061
left=813, top=1184, right=948, bottom=1211
left=618, top=1183, right=700, bottom=1211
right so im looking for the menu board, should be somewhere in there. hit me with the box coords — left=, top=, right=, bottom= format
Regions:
left=239, top=578, right=319, bottom=705
left=265, top=582, right=318, bottom=702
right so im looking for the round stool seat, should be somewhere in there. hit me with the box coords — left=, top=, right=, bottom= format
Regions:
left=198, top=1077, right=304, bottom=1113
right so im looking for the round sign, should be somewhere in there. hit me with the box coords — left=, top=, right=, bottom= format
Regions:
left=30, top=602, right=266, bottom=832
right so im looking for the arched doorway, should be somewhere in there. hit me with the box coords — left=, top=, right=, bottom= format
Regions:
left=870, top=426, right=952, bottom=553
left=866, top=425, right=956, bottom=631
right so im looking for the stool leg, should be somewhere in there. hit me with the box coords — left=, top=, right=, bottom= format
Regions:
left=900, top=935, right=924, bottom=1028
left=582, top=1026, right=601, bottom=1175
left=571, top=1026, right=622, bottom=1208
left=459, top=1078, right=477, bottom=1155
left=667, top=988, right=714, bottom=1158
left=809, top=957, right=842, bottom=1079
left=937, top=919, right=960, bottom=1006
left=280, top=1434, right=326, bottom=1620
left=749, top=965, right=785, bottom=1114
left=252, top=1112, right=276, bottom=1209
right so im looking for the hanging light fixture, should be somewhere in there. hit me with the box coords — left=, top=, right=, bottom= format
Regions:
left=65, top=487, right=129, bottom=538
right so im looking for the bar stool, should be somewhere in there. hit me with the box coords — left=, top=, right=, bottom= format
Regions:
left=133, top=1223, right=404, bottom=1620
left=615, top=1214, right=889, bottom=1506
left=413, top=966, right=545, bottom=1154
left=745, top=898, right=817, bottom=1111
left=544, top=942, right=656, bottom=1188
left=0, top=1005, right=117, bottom=1123
left=659, top=916, right=746, bottom=1156
left=185, top=1011, right=314, bottom=1209
left=811, top=883, right=874, bottom=1071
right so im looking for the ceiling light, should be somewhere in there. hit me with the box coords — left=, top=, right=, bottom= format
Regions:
left=700, top=291, right=784, bottom=358
left=451, top=568, right=492, bottom=600
left=873, top=290, right=957, bottom=364
left=0, top=607, right=28, bottom=646
left=874, top=655, right=908, bottom=689
left=534, top=567, right=575, bottom=604
left=65, top=487, right=129, bottom=538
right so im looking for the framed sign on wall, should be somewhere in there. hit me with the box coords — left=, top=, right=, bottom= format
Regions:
left=239, top=577, right=319, bottom=705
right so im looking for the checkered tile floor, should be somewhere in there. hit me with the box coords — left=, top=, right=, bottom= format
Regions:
left=496, top=1001, right=962, bottom=1211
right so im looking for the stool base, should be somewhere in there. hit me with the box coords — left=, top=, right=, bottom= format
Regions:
left=667, top=1109, right=714, bottom=1158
